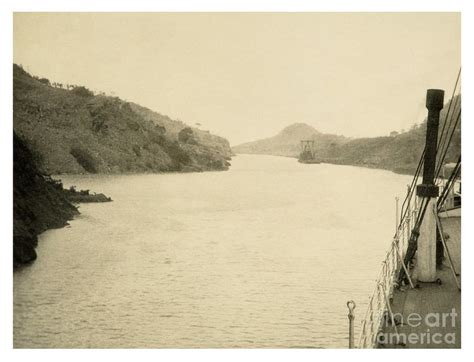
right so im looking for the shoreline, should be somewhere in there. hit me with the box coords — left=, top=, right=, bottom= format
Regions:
left=14, top=164, right=233, bottom=269
left=232, top=152, right=416, bottom=176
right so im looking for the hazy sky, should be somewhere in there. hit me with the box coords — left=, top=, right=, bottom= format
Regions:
left=14, top=13, right=460, bottom=145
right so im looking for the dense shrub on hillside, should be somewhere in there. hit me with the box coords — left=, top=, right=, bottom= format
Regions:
left=127, top=120, right=140, bottom=131
left=155, top=124, right=166, bottom=134
left=70, top=147, right=98, bottom=173
left=72, top=86, right=94, bottom=98
left=88, top=99, right=117, bottom=134
left=165, top=140, right=192, bottom=170
left=92, top=117, right=108, bottom=134
left=178, top=127, right=197, bottom=144
left=38, top=78, right=50, bottom=86
left=132, top=144, right=141, bottom=157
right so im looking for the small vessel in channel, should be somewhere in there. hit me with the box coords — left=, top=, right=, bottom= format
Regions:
left=298, top=139, right=320, bottom=164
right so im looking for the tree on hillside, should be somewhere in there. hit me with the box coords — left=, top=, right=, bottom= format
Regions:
left=38, top=78, right=50, bottom=86
left=71, top=86, right=94, bottom=98
left=178, top=127, right=197, bottom=144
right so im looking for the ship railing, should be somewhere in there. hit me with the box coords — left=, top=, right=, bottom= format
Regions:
left=356, top=194, right=419, bottom=348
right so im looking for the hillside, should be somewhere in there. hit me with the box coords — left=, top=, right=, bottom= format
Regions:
left=13, top=132, right=79, bottom=267
left=232, top=97, right=461, bottom=175
left=13, top=64, right=232, bottom=174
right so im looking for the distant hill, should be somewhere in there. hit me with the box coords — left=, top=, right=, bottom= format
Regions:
left=232, top=123, right=348, bottom=157
left=13, top=64, right=232, bottom=174
left=232, top=98, right=461, bottom=175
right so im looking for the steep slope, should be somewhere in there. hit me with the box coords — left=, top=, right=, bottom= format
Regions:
left=232, top=123, right=348, bottom=157
left=324, top=96, right=461, bottom=174
left=232, top=96, right=461, bottom=175
left=13, top=64, right=232, bottom=174
left=14, top=132, right=78, bottom=267
left=130, top=103, right=232, bottom=169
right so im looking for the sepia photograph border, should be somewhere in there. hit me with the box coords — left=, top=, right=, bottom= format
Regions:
left=1, top=0, right=472, bottom=361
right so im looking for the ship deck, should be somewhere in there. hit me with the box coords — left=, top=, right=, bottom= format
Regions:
left=380, top=211, right=461, bottom=348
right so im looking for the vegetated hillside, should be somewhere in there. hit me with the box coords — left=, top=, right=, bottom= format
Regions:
left=232, top=96, right=461, bottom=175
left=232, top=123, right=349, bottom=157
left=130, top=103, right=233, bottom=170
left=13, top=64, right=232, bottom=174
left=13, top=131, right=78, bottom=267
left=324, top=95, right=461, bottom=174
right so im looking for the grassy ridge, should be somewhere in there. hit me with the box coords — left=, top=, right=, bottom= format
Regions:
left=13, top=64, right=232, bottom=175
left=321, top=97, right=461, bottom=174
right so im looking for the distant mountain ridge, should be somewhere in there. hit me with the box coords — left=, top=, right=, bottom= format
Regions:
left=232, top=99, right=461, bottom=175
left=233, top=123, right=348, bottom=158
left=13, top=64, right=232, bottom=174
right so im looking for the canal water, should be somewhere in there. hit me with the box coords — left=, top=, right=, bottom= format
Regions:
left=14, top=154, right=411, bottom=348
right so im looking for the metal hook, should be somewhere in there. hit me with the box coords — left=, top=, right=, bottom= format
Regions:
left=347, top=300, right=356, bottom=314
left=347, top=300, right=357, bottom=348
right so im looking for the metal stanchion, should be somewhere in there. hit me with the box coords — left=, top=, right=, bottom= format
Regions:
left=392, top=239, right=415, bottom=289
left=395, top=197, right=400, bottom=236
left=379, top=282, right=398, bottom=336
left=347, top=300, right=356, bottom=348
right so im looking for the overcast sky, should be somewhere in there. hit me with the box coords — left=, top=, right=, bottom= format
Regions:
left=14, top=13, right=460, bottom=145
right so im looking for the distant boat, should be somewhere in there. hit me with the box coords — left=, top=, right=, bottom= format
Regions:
left=298, top=140, right=320, bottom=164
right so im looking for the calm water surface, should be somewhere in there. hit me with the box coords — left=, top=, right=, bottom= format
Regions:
left=14, top=154, right=411, bottom=348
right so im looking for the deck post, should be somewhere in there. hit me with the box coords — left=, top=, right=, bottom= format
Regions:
left=347, top=301, right=356, bottom=348
left=395, top=197, right=399, bottom=237
left=416, top=89, right=444, bottom=282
